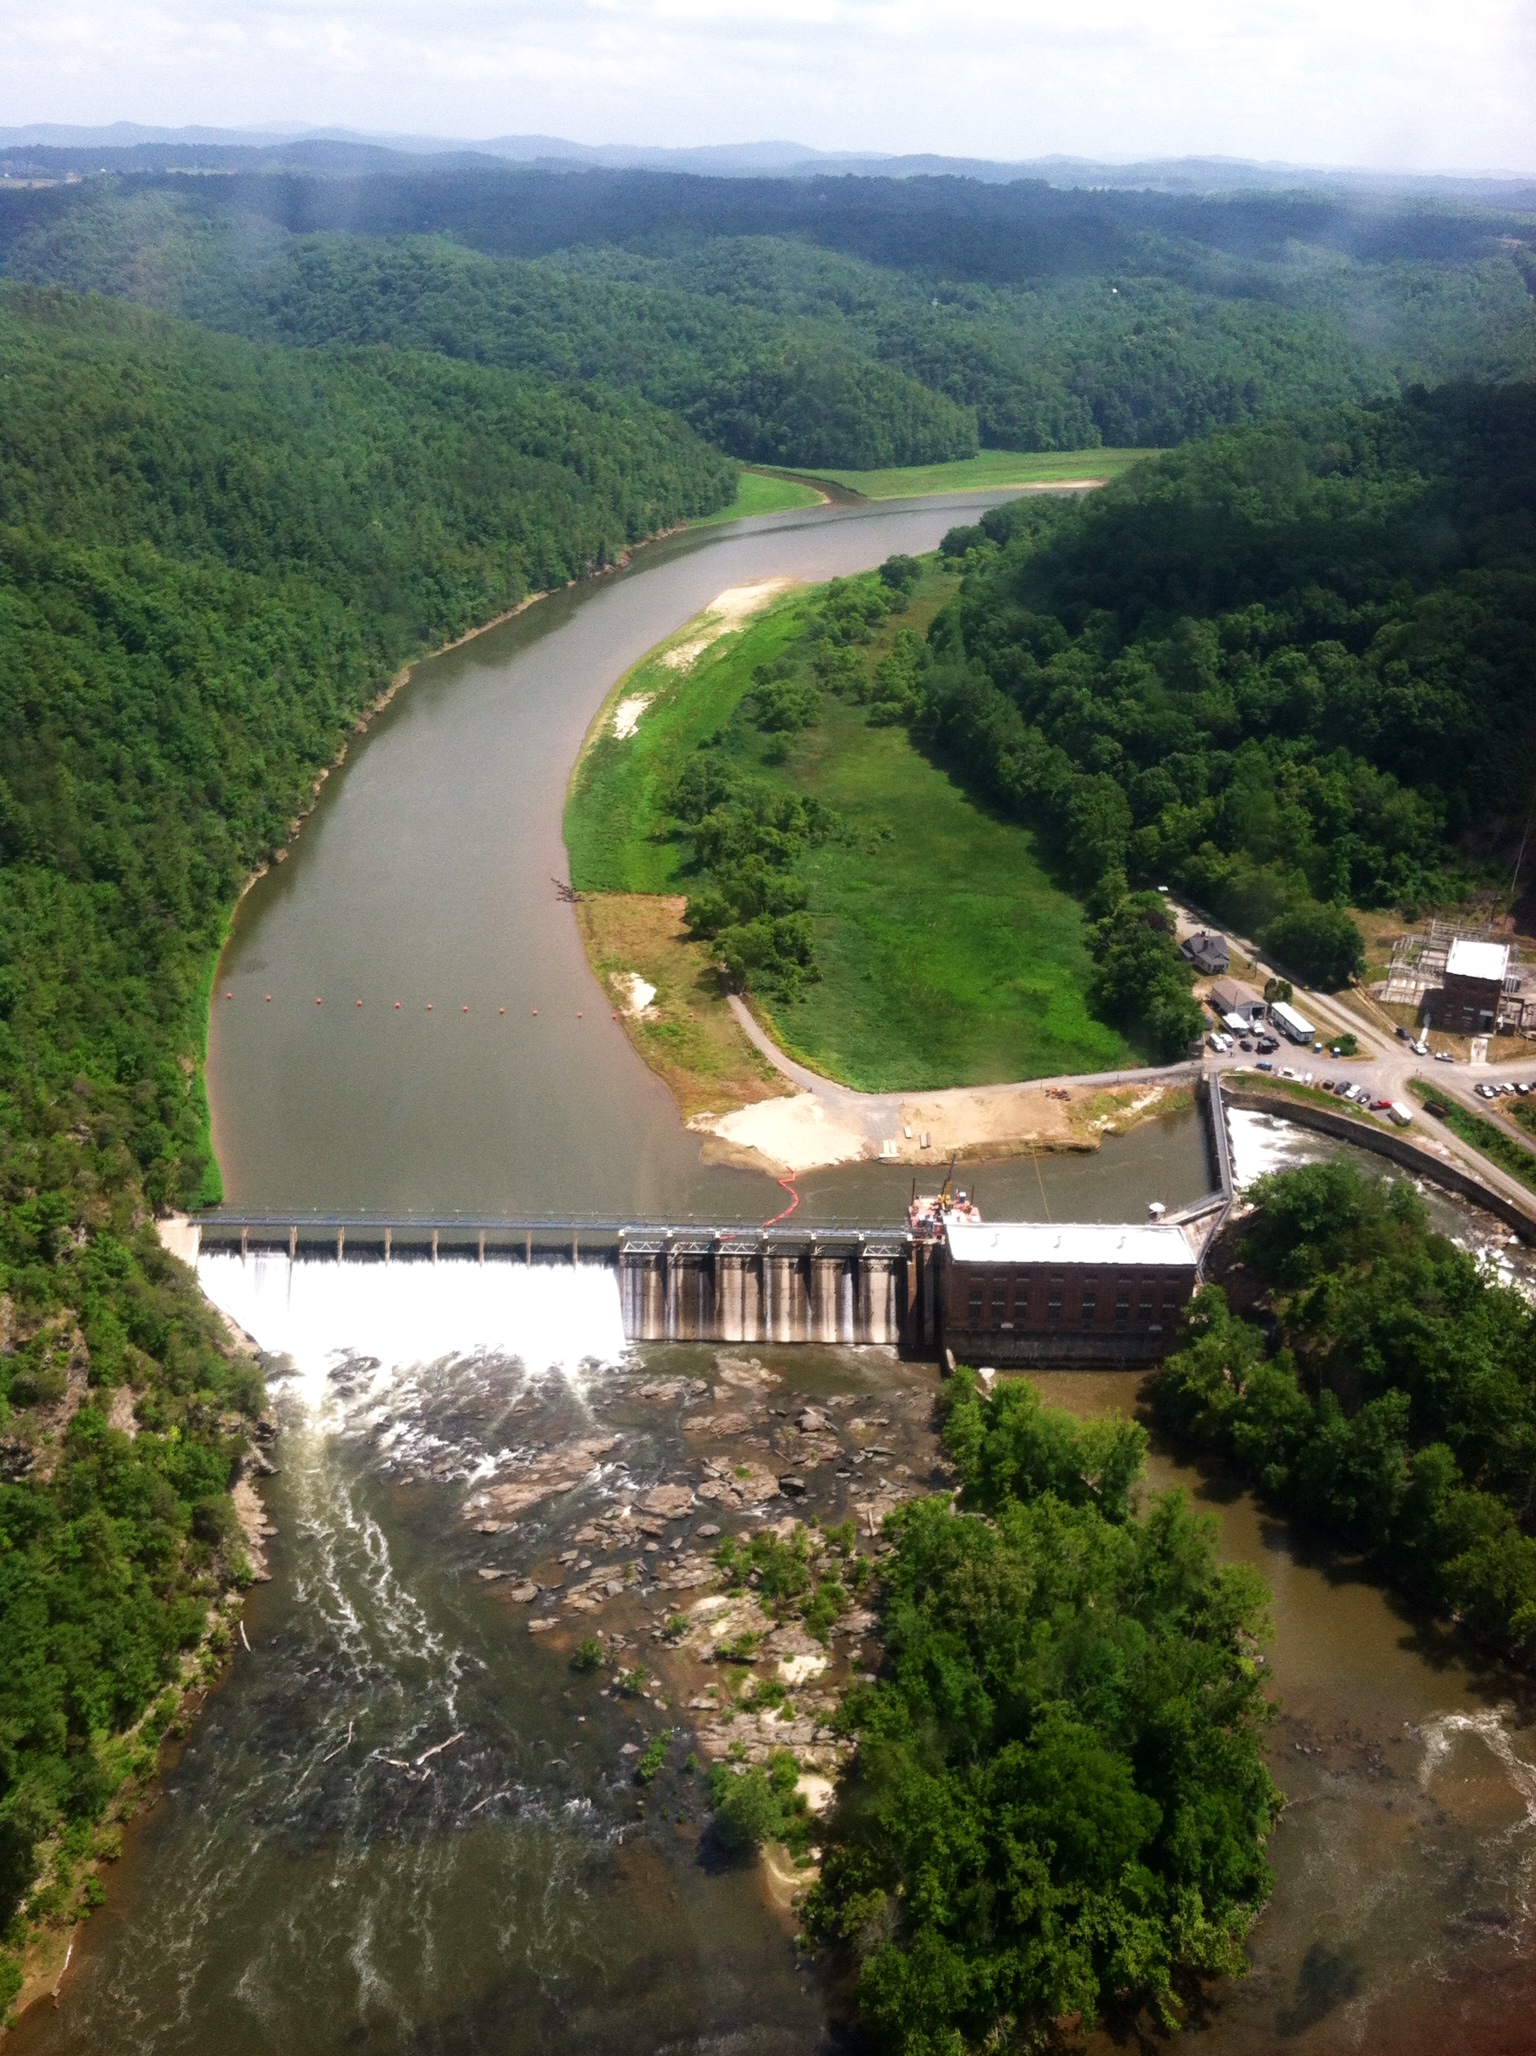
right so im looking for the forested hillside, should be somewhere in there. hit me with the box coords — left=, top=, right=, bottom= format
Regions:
left=911, top=383, right=1536, bottom=1002
left=1, top=196, right=978, bottom=471
left=0, top=281, right=730, bottom=1992
left=809, top=1375, right=1280, bottom=2047
left=554, top=236, right=1395, bottom=449
left=4, top=167, right=1533, bottom=465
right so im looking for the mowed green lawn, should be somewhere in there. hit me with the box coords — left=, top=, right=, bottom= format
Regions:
left=566, top=584, right=1130, bottom=1091
left=806, top=447, right=1157, bottom=499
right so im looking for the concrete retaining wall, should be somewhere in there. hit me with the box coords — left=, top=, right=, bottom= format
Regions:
left=1222, top=1088, right=1536, bottom=1243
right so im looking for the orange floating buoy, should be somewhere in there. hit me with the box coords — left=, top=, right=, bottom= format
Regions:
left=532, top=1009, right=538, bottom=1016
left=394, top=1001, right=401, bottom=1009
left=612, top=1012, right=619, bottom=1020
left=265, top=994, right=272, bottom=1002
left=499, top=1007, right=505, bottom=1015
left=225, top=990, right=233, bottom=1000
left=426, top=1003, right=433, bottom=1010
left=462, top=1005, right=469, bottom=1012
left=577, top=1011, right=583, bottom=1019
left=356, top=999, right=363, bottom=1007
left=316, top=998, right=323, bottom=1005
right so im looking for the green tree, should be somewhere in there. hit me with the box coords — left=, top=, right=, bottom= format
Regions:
left=1088, top=893, right=1204, bottom=1059
left=1156, top=1162, right=1536, bottom=1663
left=808, top=1376, right=1281, bottom=2049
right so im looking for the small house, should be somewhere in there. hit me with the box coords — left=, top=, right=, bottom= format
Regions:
left=1180, top=930, right=1230, bottom=976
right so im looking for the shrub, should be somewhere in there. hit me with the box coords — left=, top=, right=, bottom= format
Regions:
left=710, top=1753, right=808, bottom=1853
left=636, top=1735, right=669, bottom=1784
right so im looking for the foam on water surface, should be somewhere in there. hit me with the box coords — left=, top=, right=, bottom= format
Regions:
left=197, top=1251, right=629, bottom=1408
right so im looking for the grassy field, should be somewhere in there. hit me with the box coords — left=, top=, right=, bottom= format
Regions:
left=689, top=468, right=826, bottom=526
left=565, top=567, right=1132, bottom=1093
left=801, top=448, right=1158, bottom=500
left=1408, top=1080, right=1536, bottom=1196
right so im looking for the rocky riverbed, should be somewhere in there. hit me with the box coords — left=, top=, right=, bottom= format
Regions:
left=452, top=1348, right=944, bottom=1788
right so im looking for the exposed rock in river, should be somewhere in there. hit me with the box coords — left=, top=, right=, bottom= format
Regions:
left=463, top=1435, right=620, bottom=1521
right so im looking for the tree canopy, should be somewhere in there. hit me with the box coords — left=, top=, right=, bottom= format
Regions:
left=910, top=382, right=1536, bottom=991
left=0, top=280, right=731, bottom=1993
left=807, top=1376, right=1280, bottom=2052
left=5, top=169, right=1534, bottom=469
left=1158, top=1160, right=1536, bottom=1664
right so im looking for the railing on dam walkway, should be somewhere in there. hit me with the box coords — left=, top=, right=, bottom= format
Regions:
left=190, top=1075, right=1234, bottom=1350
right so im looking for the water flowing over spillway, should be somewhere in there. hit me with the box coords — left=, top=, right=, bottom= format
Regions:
left=23, top=1277, right=842, bottom=2056
left=198, top=1250, right=631, bottom=1396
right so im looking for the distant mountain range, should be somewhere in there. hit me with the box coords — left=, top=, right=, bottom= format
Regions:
left=2, top=123, right=1534, bottom=204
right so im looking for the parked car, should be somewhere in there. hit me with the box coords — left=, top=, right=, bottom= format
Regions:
left=1372, top=1098, right=1392, bottom=1111
left=1255, top=1035, right=1279, bottom=1054
left=1256, top=1060, right=1274, bottom=1072
left=1434, top=1050, right=1456, bottom=1063
left=1239, top=1037, right=1254, bottom=1051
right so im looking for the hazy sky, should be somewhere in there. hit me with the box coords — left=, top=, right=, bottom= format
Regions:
left=7, top=0, right=1534, bottom=173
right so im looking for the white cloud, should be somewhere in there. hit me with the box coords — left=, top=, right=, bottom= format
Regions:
left=4, top=0, right=1533, bottom=174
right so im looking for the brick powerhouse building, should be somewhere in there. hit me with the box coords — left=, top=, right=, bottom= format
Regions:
left=943, top=1219, right=1199, bottom=1365
left=1425, top=937, right=1510, bottom=1034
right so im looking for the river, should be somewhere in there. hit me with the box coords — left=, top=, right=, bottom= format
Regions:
left=16, top=504, right=1536, bottom=2056
left=203, top=491, right=1212, bottom=1225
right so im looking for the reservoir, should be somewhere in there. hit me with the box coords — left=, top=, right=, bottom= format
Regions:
left=204, top=492, right=1211, bottom=1225
left=16, top=505, right=1535, bottom=2055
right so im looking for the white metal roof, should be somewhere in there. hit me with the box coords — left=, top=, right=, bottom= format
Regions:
left=1269, top=999, right=1315, bottom=1034
left=945, top=1220, right=1197, bottom=1268
left=1445, top=938, right=1510, bottom=983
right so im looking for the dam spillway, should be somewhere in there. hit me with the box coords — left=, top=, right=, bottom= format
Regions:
left=190, top=1217, right=936, bottom=1351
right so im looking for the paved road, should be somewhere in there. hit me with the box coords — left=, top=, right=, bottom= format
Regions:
left=1170, top=894, right=1536, bottom=1216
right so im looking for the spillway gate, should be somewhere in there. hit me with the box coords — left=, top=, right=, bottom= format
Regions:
left=191, top=1216, right=941, bottom=1352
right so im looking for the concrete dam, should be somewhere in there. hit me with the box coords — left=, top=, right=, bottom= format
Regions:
left=182, top=1081, right=1244, bottom=1362
left=190, top=1217, right=935, bottom=1351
